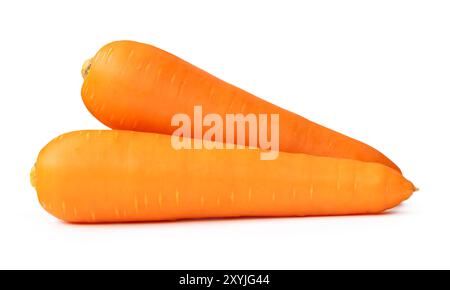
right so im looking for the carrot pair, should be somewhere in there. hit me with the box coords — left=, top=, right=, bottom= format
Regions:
left=31, top=40, right=414, bottom=223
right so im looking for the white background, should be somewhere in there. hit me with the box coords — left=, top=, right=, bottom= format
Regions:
left=0, top=0, right=449, bottom=270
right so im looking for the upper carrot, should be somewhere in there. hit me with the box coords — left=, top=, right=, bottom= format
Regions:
left=31, top=130, right=413, bottom=223
left=81, top=40, right=401, bottom=172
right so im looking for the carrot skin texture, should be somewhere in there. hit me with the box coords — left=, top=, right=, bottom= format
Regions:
left=32, top=130, right=414, bottom=223
left=81, top=40, right=401, bottom=172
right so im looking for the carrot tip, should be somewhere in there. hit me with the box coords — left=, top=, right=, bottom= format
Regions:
left=30, top=164, right=37, bottom=188
left=82, top=58, right=92, bottom=79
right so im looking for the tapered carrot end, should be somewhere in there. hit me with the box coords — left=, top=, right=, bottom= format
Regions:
left=395, top=181, right=416, bottom=211
left=81, top=59, right=92, bottom=79
left=30, top=164, right=37, bottom=189
left=403, top=179, right=416, bottom=200
left=383, top=175, right=416, bottom=212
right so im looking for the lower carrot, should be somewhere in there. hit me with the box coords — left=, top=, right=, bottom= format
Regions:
left=31, top=130, right=415, bottom=223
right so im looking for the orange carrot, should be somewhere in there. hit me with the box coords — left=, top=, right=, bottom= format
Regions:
left=31, top=130, right=414, bottom=223
left=81, top=40, right=401, bottom=172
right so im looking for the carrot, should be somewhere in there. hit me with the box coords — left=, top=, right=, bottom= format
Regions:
left=30, top=130, right=414, bottom=223
left=81, top=40, right=401, bottom=172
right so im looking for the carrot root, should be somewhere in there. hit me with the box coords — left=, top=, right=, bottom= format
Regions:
left=32, top=130, right=415, bottom=223
left=81, top=40, right=401, bottom=172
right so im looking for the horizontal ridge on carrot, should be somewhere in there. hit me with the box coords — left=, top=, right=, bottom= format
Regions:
left=81, top=40, right=401, bottom=172
left=31, top=130, right=414, bottom=223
